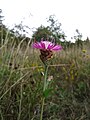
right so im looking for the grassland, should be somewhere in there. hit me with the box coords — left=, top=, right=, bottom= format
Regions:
left=0, top=35, right=90, bottom=120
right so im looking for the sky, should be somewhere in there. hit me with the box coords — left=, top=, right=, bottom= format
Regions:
left=0, top=0, right=90, bottom=42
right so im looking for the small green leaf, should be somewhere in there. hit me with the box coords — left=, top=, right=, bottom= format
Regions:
left=78, top=81, right=86, bottom=90
left=43, top=88, right=53, bottom=98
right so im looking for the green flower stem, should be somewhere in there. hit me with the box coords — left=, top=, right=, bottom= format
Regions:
left=40, top=64, right=48, bottom=120
left=40, top=97, right=45, bottom=120
left=43, top=65, right=48, bottom=91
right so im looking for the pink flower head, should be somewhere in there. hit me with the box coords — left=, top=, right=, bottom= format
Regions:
left=33, top=41, right=62, bottom=51
left=33, top=40, right=62, bottom=63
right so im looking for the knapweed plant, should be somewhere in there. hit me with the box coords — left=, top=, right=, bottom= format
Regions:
left=33, top=40, right=62, bottom=120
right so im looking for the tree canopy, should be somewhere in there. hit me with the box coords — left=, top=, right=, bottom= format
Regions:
left=32, top=15, right=66, bottom=43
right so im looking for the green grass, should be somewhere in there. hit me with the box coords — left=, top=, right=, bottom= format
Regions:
left=0, top=35, right=90, bottom=120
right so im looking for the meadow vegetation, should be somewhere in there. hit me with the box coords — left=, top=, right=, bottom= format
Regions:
left=0, top=11, right=90, bottom=120
left=0, top=32, right=90, bottom=120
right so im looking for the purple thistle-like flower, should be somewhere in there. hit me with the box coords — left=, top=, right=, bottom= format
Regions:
left=33, top=40, right=62, bottom=63
left=33, top=41, right=62, bottom=51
